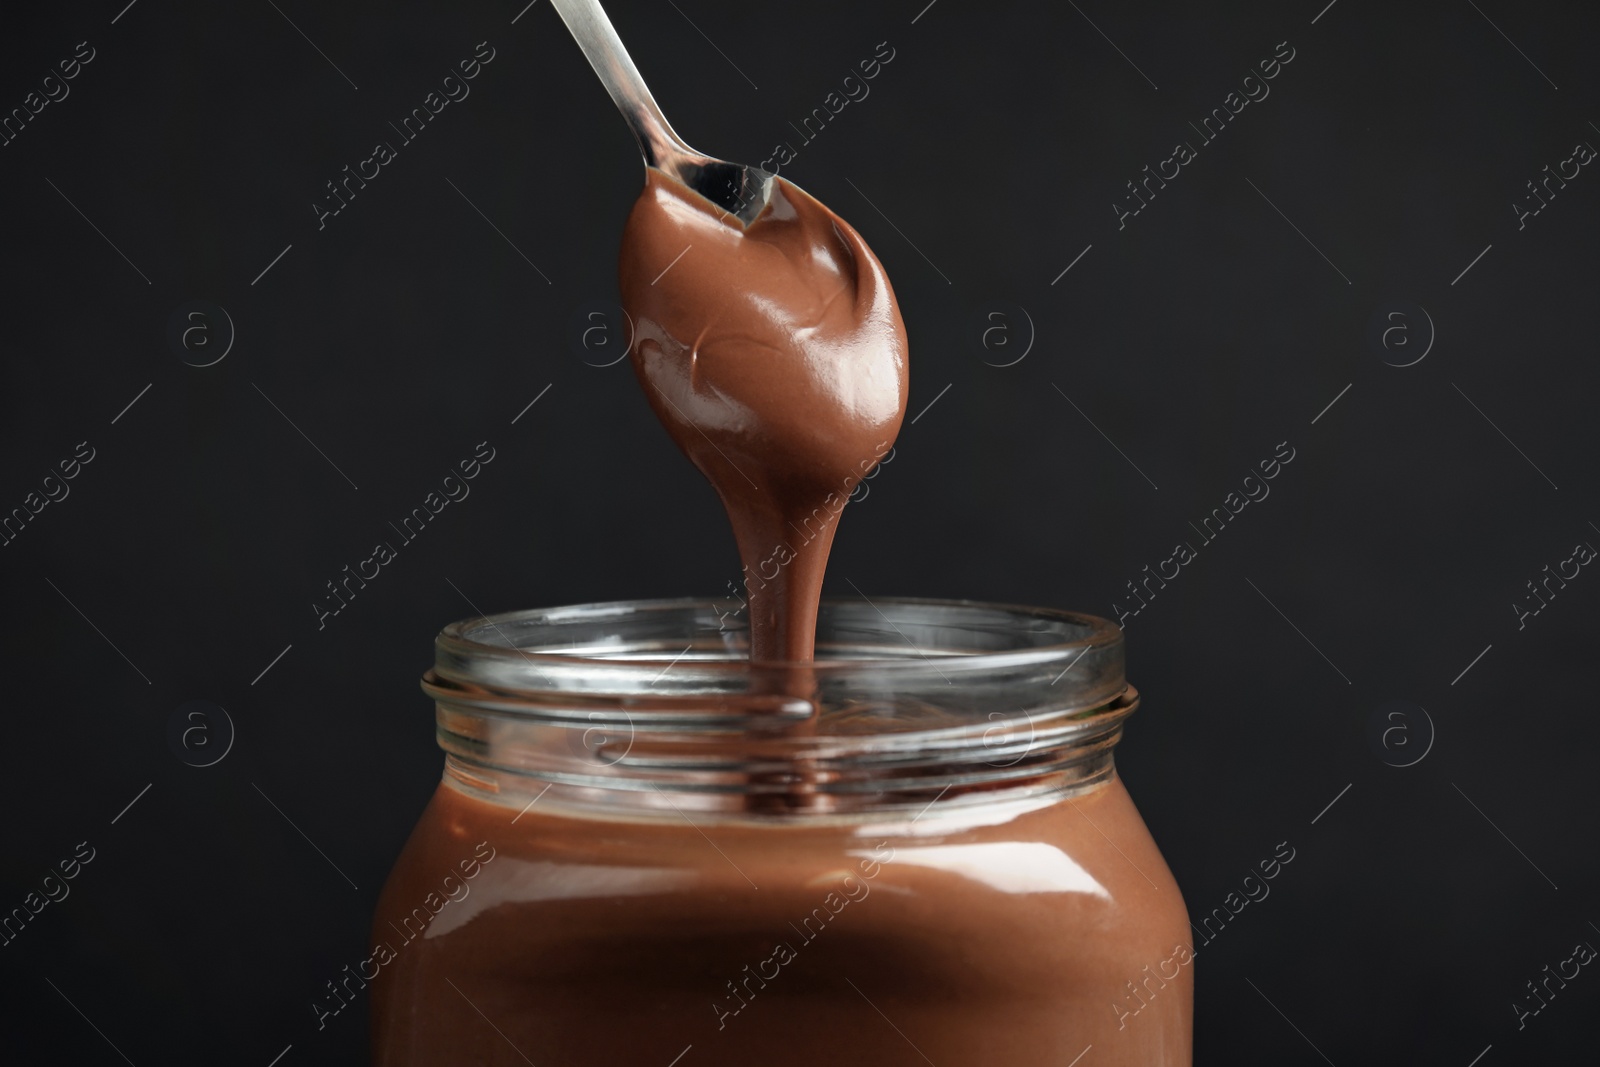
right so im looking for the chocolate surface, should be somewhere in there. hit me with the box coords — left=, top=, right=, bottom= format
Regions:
left=619, top=169, right=909, bottom=661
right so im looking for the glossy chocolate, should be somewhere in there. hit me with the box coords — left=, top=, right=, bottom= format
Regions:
left=371, top=771, right=1192, bottom=1064
left=619, top=169, right=908, bottom=661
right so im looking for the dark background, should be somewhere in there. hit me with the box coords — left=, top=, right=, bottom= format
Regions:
left=2, top=0, right=1596, bottom=1062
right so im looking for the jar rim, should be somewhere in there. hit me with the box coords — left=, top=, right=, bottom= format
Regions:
left=435, top=594, right=1122, bottom=672
left=422, top=597, right=1134, bottom=816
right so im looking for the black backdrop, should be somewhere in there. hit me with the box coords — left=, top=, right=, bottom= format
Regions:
left=3, top=0, right=1597, bottom=1063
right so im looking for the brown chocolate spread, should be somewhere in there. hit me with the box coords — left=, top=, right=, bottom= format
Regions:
left=619, top=169, right=909, bottom=661
left=369, top=160, right=1191, bottom=1067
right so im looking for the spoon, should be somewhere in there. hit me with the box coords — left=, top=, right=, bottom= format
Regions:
left=549, top=0, right=774, bottom=225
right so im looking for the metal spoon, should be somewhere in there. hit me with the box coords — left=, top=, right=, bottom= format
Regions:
left=549, top=0, right=773, bottom=225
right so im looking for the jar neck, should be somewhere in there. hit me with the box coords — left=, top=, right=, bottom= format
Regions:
left=430, top=682, right=1137, bottom=819
left=422, top=598, right=1134, bottom=820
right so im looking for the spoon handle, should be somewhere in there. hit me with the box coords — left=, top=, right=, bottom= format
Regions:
left=549, top=0, right=690, bottom=170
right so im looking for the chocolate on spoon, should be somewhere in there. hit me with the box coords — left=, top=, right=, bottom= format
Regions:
left=552, top=0, right=909, bottom=664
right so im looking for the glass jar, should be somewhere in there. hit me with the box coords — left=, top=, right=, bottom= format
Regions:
left=370, top=598, right=1192, bottom=1066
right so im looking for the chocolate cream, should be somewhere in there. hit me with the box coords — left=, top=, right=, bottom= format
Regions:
left=618, top=169, right=909, bottom=662
left=371, top=768, right=1191, bottom=1064
left=370, top=165, right=1192, bottom=1065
